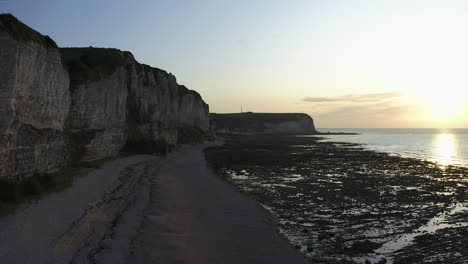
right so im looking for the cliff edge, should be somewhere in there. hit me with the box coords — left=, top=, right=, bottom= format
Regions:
left=0, top=14, right=209, bottom=180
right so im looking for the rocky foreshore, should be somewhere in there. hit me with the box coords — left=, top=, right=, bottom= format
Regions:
left=205, top=133, right=468, bottom=264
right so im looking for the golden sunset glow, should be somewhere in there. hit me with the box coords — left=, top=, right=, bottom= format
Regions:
left=422, top=92, right=465, bottom=120
left=433, top=133, right=456, bottom=166
left=410, top=81, right=467, bottom=120
left=392, top=21, right=468, bottom=123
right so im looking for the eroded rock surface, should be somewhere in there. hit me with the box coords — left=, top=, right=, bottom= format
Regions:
left=0, top=14, right=210, bottom=180
left=0, top=15, right=71, bottom=180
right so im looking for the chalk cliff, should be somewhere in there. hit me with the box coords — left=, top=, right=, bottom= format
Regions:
left=211, top=113, right=315, bottom=134
left=0, top=14, right=209, bottom=180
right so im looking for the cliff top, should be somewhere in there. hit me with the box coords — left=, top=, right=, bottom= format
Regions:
left=61, top=47, right=128, bottom=88
left=0, top=13, right=205, bottom=100
left=0, top=13, right=58, bottom=48
left=61, top=47, right=204, bottom=100
left=178, top=85, right=203, bottom=100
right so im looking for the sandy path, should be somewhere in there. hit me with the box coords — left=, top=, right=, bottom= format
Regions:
left=0, top=155, right=158, bottom=264
left=130, top=144, right=308, bottom=264
left=0, top=144, right=308, bottom=264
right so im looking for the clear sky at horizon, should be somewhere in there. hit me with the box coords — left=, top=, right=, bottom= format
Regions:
left=2, top=0, right=468, bottom=128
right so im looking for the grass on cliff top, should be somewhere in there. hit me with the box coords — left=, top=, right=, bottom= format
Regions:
left=61, top=47, right=127, bottom=88
left=0, top=13, right=58, bottom=48
left=178, top=85, right=203, bottom=99
left=210, top=112, right=312, bottom=131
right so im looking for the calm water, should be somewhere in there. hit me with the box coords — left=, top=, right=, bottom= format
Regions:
left=316, top=128, right=468, bottom=167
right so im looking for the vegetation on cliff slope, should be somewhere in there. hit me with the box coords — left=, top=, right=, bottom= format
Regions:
left=0, top=14, right=58, bottom=48
left=178, top=85, right=204, bottom=100
left=61, top=47, right=127, bottom=88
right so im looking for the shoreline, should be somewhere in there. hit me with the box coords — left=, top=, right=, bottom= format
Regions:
left=205, top=133, right=468, bottom=264
left=314, top=129, right=468, bottom=169
left=216, top=130, right=359, bottom=137
left=320, top=139, right=468, bottom=170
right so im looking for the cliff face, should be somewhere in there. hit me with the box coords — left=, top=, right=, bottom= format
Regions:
left=0, top=15, right=210, bottom=180
left=126, top=63, right=209, bottom=148
left=61, top=48, right=210, bottom=158
left=65, top=67, right=128, bottom=161
left=211, top=113, right=315, bottom=134
left=0, top=15, right=71, bottom=180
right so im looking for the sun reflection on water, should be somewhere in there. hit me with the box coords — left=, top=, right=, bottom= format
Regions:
left=433, top=133, right=457, bottom=166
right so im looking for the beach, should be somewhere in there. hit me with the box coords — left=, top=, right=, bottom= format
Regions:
left=0, top=144, right=307, bottom=264
left=1, top=133, right=467, bottom=264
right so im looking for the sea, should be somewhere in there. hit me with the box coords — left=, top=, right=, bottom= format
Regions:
left=316, top=128, right=468, bottom=168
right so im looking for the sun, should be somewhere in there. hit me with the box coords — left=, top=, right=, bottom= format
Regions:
left=421, top=91, right=465, bottom=120
left=400, top=67, right=467, bottom=121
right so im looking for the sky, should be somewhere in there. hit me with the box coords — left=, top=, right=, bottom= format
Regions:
left=2, top=0, right=468, bottom=128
